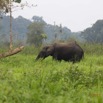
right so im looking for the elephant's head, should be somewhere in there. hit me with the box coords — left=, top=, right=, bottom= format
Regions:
left=36, top=45, right=54, bottom=60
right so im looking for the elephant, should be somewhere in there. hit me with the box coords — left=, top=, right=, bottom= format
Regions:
left=36, top=42, right=84, bottom=63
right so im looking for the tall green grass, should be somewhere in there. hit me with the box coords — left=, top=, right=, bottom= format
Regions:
left=0, top=44, right=103, bottom=103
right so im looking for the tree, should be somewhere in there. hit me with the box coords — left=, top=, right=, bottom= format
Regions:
left=27, top=22, right=45, bottom=46
left=0, top=0, right=24, bottom=59
left=0, top=0, right=21, bottom=14
left=81, top=20, right=103, bottom=43
left=41, top=33, right=47, bottom=43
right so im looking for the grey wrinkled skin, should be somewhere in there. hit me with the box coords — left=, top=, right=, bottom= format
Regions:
left=36, top=42, right=84, bottom=63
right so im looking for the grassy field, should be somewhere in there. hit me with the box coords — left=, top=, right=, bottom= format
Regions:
left=0, top=44, right=103, bottom=103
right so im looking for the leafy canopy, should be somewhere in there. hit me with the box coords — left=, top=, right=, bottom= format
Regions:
left=81, top=20, right=103, bottom=43
left=27, top=22, right=45, bottom=46
left=0, top=0, right=21, bottom=13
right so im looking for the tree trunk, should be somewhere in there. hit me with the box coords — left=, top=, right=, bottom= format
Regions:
left=0, top=46, right=24, bottom=59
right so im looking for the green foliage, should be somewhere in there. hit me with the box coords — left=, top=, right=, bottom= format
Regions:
left=81, top=43, right=103, bottom=55
left=41, top=33, right=47, bottom=40
left=0, top=16, right=75, bottom=44
left=0, top=44, right=103, bottom=103
left=81, top=20, right=103, bottom=43
left=14, top=0, right=21, bottom=3
left=0, top=0, right=21, bottom=13
left=27, top=22, right=45, bottom=46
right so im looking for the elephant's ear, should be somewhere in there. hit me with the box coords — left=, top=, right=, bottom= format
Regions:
left=52, top=43, right=57, bottom=51
left=46, top=45, right=54, bottom=56
left=45, top=46, right=49, bottom=50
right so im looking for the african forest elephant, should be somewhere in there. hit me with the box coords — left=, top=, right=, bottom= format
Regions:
left=36, top=42, right=84, bottom=63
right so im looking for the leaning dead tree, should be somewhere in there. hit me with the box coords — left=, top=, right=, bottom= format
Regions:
left=0, top=46, right=24, bottom=58
left=0, top=0, right=36, bottom=58
left=0, top=0, right=24, bottom=58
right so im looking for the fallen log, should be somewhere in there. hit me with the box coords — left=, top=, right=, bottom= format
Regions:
left=0, top=46, right=24, bottom=59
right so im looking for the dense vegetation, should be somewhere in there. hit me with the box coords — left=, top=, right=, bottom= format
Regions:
left=1, top=15, right=103, bottom=46
left=0, top=16, right=72, bottom=44
left=0, top=44, right=103, bottom=103
left=1, top=1, right=103, bottom=102
left=81, top=20, right=103, bottom=43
